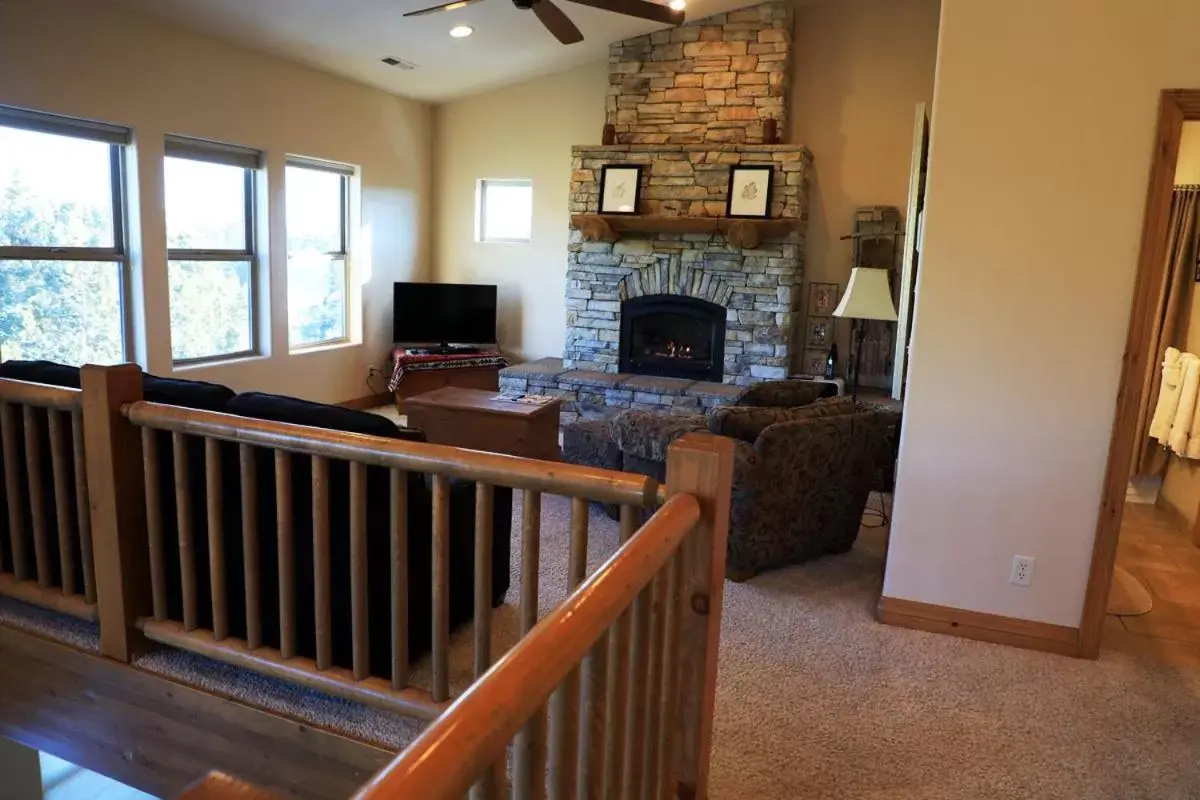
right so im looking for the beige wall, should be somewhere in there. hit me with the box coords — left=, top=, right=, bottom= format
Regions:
left=790, top=0, right=941, bottom=362
left=886, top=0, right=1200, bottom=627
left=1175, top=121, right=1200, bottom=185
left=433, top=64, right=607, bottom=362
left=0, top=0, right=433, bottom=404
left=431, top=0, right=940, bottom=363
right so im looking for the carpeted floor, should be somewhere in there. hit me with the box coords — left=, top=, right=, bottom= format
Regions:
left=710, top=518, right=1200, bottom=800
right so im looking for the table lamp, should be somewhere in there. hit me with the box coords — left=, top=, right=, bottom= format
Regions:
left=832, top=267, right=898, bottom=401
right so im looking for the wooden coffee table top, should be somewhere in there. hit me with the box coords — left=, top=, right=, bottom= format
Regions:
left=403, top=386, right=561, bottom=418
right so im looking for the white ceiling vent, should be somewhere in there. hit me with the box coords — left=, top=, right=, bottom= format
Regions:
left=381, top=56, right=417, bottom=69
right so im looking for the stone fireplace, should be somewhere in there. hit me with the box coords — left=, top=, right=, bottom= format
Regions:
left=501, top=1, right=811, bottom=420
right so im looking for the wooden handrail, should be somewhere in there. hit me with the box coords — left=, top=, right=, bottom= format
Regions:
left=351, top=493, right=702, bottom=800
left=0, top=378, right=82, bottom=411
left=123, top=401, right=659, bottom=508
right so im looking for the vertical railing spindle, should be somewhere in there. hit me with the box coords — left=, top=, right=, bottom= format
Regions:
left=0, top=402, right=28, bottom=580
left=390, top=468, right=409, bottom=689
left=275, top=451, right=295, bottom=659
left=205, top=438, right=227, bottom=641
left=601, top=504, right=638, bottom=798
left=142, top=428, right=167, bottom=620
left=513, top=489, right=545, bottom=800
left=432, top=474, right=450, bottom=702
left=240, top=444, right=261, bottom=650
left=23, top=406, right=51, bottom=587
left=70, top=410, right=95, bottom=603
left=173, top=432, right=198, bottom=631
left=471, top=481, right=504, bottom=800
left=655, top=551, right=684, bottom=800
left=313, top=455, right=332, bottom=670
left=47, top=411, right=76, bottom=596
left=350, top=461, right=369, bottom=681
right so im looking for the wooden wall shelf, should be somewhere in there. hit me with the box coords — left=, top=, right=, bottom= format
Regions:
left=570, top=214, right=799, bottom=249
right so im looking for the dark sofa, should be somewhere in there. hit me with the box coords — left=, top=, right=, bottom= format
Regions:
left=0, top=360, right=511, bottom=681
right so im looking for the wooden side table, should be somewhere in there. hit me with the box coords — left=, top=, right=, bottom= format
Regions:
left=403, top=387, right=561, bottom=461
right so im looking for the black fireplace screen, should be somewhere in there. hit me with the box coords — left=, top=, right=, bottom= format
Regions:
left=619, top=295, right=726, bottom=382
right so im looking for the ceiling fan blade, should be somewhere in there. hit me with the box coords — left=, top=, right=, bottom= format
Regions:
left=532, top=0, right=584, bottom=44
left=564, top=0, right=682, bottom=25
left=403, top=0, right=485, bottom=17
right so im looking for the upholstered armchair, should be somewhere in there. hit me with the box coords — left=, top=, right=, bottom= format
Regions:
left=608, top=398, right=892, bottom=579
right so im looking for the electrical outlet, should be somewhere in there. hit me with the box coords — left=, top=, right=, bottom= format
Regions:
left=1010, top=555, right=1035, bottom=587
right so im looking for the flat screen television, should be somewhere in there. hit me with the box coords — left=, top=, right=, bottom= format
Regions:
left=393, top=282, right=497, bottom=345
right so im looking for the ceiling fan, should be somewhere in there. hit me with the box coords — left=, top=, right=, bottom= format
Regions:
left=403, top=0, right=684, bottom=45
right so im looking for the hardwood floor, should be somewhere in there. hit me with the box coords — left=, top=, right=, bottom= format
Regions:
left=1104, top=502, right=1200, bottom=668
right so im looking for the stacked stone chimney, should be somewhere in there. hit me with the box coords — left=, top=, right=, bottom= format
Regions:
left=606, top=1, right=793, bottom=145
left=561, top=2, right=810, bottom=387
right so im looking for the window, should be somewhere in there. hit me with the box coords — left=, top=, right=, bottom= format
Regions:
left=285, top=158, right=353, bottom=349
left=0, top=106, right=130, bottom=366
left=476, top=179, right=532, bottom=243
left=164, top=135, right=260, bottom=364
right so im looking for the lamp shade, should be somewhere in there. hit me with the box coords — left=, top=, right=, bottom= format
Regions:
left=832, top=267, right=898, bottom=321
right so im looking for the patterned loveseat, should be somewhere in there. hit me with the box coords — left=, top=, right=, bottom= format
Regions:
left=564, top=382, right=897, bottom=580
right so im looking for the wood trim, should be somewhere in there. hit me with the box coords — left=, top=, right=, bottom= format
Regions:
left=140, top=618, right=446, bottom=722
left=0, top=625, right=391, bottom=799
left=1080, top=90, right=1200, bottom=660
left=877, top=596, right=1080, bottom=658
left=570, top=214, right=799, bottom=249
left=0, top=574, right=98, bottom=621
left=124, top=400, right=659, bottom=508
left=338, top=393, right=393, bottom=411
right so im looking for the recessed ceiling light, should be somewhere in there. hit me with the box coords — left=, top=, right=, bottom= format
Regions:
left=449, top=25, right=474, bottom=38
left=669, top=0, right=685, bottom=9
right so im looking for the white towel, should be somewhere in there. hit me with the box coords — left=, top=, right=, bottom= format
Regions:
left=1150, top=347, right=1184, bottom=442
left=1168, top=354, right=1200, bottom=455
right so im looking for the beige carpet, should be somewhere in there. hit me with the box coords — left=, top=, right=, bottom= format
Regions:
left=710, top=518, right=1200, bottom=800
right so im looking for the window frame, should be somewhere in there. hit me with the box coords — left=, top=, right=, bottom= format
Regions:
left=285, top=156, right=353, bottom=351
left=0, top=105, right=133, bottom=362
left=476, top=178, right=533, bottom=244
left=164, top=135, right=262, bottom=366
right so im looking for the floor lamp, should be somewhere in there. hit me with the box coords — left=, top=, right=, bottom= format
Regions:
left=832, top=267, right=898, bottom=401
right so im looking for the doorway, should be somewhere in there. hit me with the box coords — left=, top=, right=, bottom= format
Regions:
left=1082, top=90, right=1200, bottom=662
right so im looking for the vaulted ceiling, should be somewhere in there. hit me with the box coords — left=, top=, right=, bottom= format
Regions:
left=116, top=0, right=761, bottom=101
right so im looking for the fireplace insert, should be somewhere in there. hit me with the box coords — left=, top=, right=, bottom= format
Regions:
left=619, top=294, right=726, bottom=382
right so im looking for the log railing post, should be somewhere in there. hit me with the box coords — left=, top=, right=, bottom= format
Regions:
left=81, top=364, right=150, bottom=662
left=664, top=433, right=733, bottom=800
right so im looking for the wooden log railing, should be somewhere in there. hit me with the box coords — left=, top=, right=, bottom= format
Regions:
left=352, top=432, right=735, bottom=800
left=0, top=377, right=97, bottom=622
left=1, top=366, right=734, bottom=800
left=78, top=363, right=665, bottom=731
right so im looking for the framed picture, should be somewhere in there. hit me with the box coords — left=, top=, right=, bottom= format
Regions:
left=808, top=282, right=840, bottom=317
left=726, top=165, right=774, bottom=219
left=805, top=316, right=833, bottom=348
left=802, top=349, right=828, bottom=377
left=598, top=164, right=643, bottom=215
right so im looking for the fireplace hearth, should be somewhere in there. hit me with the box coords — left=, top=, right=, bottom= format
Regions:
left=619, top=295, right=725, bottom=382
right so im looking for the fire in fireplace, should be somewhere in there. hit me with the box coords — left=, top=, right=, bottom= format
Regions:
left=619, top=295, right=726, bottom=382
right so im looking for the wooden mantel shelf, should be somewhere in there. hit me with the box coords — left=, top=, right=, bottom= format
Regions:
left=570, top=214, right=799, bottom=249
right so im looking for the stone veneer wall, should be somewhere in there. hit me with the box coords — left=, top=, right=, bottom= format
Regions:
left=606, top=1, right=793, bottom=145
left=566, top=143, right=812, bottom=384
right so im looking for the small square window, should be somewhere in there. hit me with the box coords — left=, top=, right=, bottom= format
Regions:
left=476, top=179, right=532, bottom=243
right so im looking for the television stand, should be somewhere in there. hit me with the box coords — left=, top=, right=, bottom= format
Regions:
left=408, top=344, right=483, bottom=356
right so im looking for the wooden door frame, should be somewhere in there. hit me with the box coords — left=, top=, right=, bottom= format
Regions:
left=1079, top=89, right=1200, bottom=658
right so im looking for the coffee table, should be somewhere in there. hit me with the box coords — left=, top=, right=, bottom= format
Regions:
left=403, top=387, right=562, bottom=461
